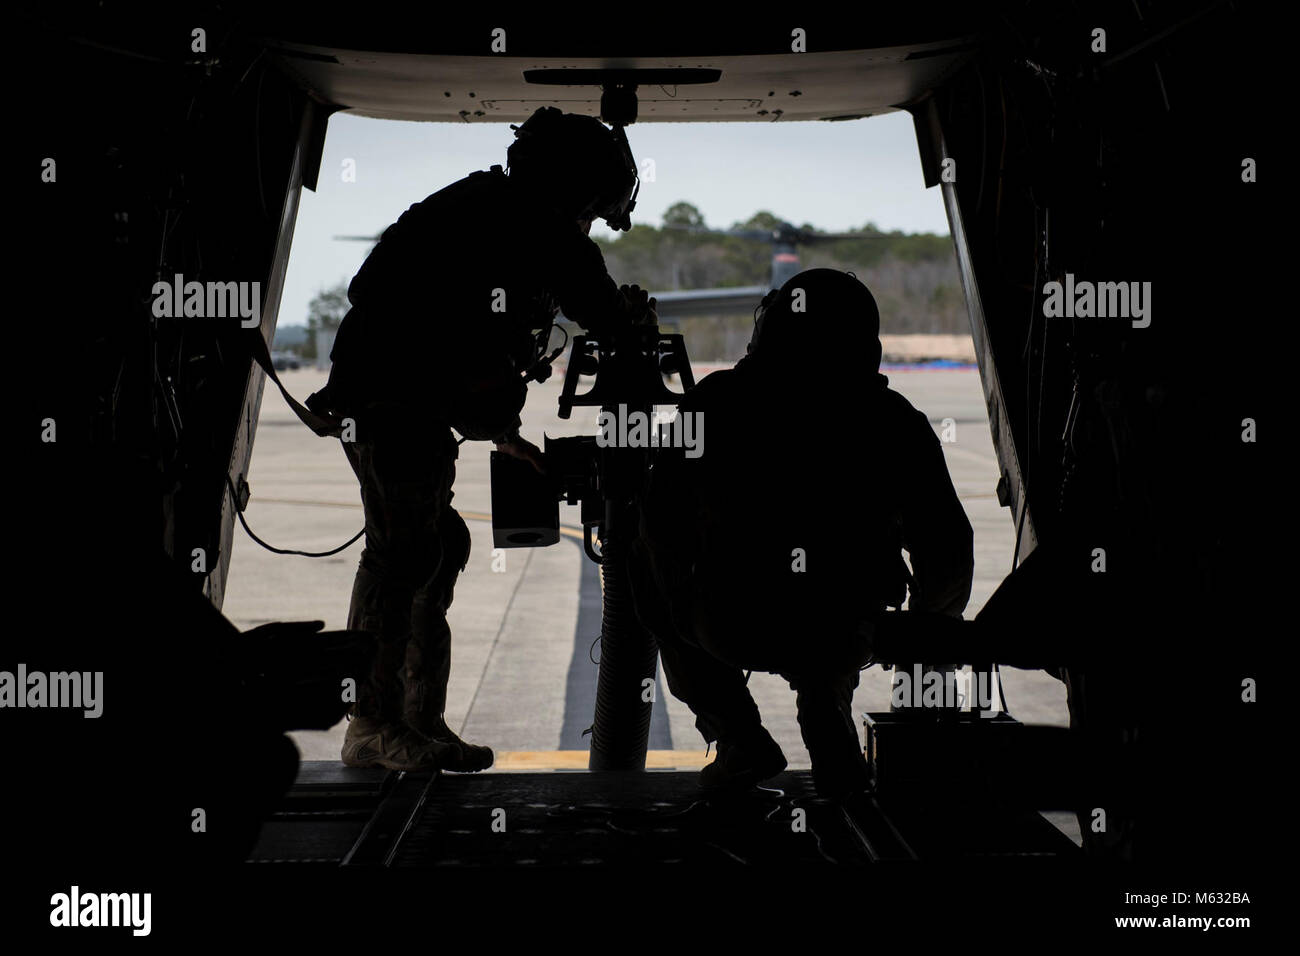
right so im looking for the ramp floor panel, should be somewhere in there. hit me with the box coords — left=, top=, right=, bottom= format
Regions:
left=250, top=765, right=1080, bottom=865
left=247, top=760, right=393, bottom=864
left=874, top=796, right=1082, bottom=858
left=385, top=770, right=874, bottom=866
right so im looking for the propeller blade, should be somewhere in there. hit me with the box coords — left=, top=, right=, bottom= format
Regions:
left=661, top=223, right=775, bottom=241
left=800, top=232, right=890, bottom=242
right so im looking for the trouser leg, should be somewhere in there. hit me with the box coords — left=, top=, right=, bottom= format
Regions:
left=405, top=507, right=469, bottom=736
left=346, top=561, right=412, bottom=722
left=655, top=627, right=765, bottom=746
left=787, top=668, right=870, bottom=797
left=626, top=533, right=764, bottom=747
left=343, top=439, right=420, bottom=723
left=341, top=419, right=451, bottom=727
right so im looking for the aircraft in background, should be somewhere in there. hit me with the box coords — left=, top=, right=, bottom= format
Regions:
left=650, top=219, right=891, bottom=318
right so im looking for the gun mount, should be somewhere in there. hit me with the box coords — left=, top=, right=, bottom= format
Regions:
left=491, top=324, right=695, bottom=770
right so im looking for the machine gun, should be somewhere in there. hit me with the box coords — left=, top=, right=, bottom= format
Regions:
left=490, top=323, right=695, bottom=770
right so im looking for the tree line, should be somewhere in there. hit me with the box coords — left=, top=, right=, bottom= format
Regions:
left=295, top=201, right=966, bottom=362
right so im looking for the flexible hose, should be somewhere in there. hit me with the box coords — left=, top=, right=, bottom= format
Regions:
left=588, top=521, right=659, bottom=770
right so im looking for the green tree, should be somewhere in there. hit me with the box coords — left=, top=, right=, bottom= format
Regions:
left=302, top=281, right=349, bottom=359
left=662, top=201, right=705, bottom=229
left=734, top=210, right=782, bottom=232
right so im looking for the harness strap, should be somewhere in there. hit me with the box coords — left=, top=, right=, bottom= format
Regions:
left=246, top=327, right=344, bottom=439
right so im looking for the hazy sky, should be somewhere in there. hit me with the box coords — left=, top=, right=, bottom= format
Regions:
left=279, top=109, right=950, bottom=327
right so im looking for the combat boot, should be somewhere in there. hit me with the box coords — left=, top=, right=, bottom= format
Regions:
left=407, top=713, right=494, bottom=773
left=793, top=678, right=872, bottom=800
left=700, top=725, right=787, bottom=791
left=341, top=715, right=450, bottom=771
left=403, top=659, right=492, bottom=773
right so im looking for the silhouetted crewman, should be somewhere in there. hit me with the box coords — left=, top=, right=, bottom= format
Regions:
left=633, top=269, right=973, bottom=798
left=309, top=108, right=656, bottom=771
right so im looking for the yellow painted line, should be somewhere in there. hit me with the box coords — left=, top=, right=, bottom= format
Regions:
left=491, top=750, right=713, bottom=771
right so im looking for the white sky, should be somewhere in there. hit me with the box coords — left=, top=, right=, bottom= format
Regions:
left=279, top=109, right=950, bottom=327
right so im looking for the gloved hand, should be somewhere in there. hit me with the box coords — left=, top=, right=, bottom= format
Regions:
left=494, top=432, right=546, bottom=473
left=619, top=283, right=659, bottom=326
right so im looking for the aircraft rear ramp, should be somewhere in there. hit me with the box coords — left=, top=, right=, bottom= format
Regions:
left=251, top=762, right=1079, bottom=867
